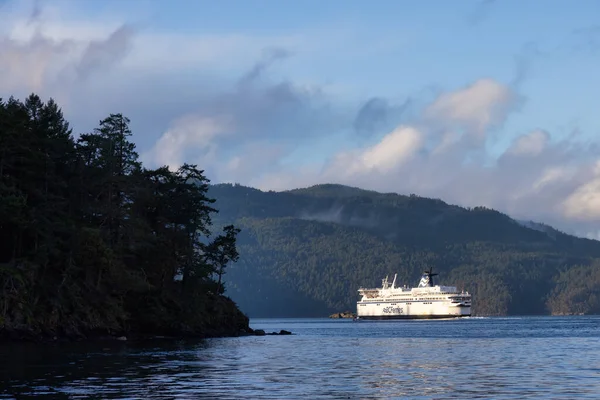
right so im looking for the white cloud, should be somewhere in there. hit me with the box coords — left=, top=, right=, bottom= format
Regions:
left=532, top=166, right=576, bottom=192
left=325, top=126, right=423, bottom=178
left=507, top=129, right=549, bottom=156
left=0, top=34, right=72, bottom=92
left=361, top=126, right=423, bottom=170
left=144, top=115, right=231, bottom=171
left=431, top=130, right=461, bottom=155
left=0, top=0, right=134, bottom=93
left=562, top=161, right=600, bottom=220
left=425, top=78, right=516, bottom=136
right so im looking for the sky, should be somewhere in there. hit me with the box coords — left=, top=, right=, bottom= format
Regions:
left=1, top=0, right=600, bottom=238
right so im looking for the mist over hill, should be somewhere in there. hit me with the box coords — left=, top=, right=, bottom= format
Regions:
left=208, top=183, right=600, bottom=318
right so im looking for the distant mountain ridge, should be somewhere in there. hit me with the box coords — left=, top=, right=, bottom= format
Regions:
left=516, top=219, right=561, bottom=238
left=208, top=183, right=600, bottom=318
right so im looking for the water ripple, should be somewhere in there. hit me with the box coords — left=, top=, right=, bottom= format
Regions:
left=1, top=316, right=599, bottom=399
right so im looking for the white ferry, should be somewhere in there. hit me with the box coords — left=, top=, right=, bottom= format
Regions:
left=356, top=268, right=471, bottom=319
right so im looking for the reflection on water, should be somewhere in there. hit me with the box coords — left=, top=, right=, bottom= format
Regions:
left=1, top=316, right=600, bottom=399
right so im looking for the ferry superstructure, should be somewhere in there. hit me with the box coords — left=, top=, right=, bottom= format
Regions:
left=356, top=268, right=471, bottom=319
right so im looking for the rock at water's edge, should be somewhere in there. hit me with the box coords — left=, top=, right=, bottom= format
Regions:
left=250, top=329, right=293, bottom=336
left=329, top=311, right=357, bottom=319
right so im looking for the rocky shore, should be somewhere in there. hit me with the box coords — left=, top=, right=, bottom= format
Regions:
left=329, top=311, right=357, bottom=319
left=0, top=295, right=293, bottom=343
left=0, top=327, right=294, bottom=344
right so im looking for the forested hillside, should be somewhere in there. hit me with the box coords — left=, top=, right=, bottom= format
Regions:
left=208, top=183, right=600, bottom=317
left=0, top=94, right=248, bottom=341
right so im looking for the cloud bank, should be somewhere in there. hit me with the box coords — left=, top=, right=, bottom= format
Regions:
left=254, top=79, right=600, bottom=239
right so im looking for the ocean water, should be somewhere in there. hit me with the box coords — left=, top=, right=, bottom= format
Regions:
left=1, top=316, right=599, bottom=399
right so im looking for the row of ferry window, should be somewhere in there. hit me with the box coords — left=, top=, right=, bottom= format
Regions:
left=375, top=302, right=435, bottom=305
left=390, top=295, right=455, bottom=298
left=367, top=298, right=446, bottom=302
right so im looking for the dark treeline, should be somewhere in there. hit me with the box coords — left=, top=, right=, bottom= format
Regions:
left=0, top=94, right=248, bottom=340
left=208, top=183, right=600, bottom=317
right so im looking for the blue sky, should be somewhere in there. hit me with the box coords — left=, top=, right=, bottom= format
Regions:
left=121, top=0, right=600, bottom=155
left=1, top=0, right=600, bottom=237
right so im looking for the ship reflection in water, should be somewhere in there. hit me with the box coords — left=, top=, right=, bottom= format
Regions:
left=1, top=316, right=600, bottom=399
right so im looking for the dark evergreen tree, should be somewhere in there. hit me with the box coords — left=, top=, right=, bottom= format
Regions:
left=0, top=95, right=247, bottom=341
left=206, top=224, right=241, bottom=294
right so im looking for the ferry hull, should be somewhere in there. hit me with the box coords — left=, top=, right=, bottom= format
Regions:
left=357, top=314, right=470, bottom=320
left=356, top=302, right=471, bottom=319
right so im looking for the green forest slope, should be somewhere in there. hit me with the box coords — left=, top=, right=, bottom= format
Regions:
left=208, top=183, right=600, bottom=317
